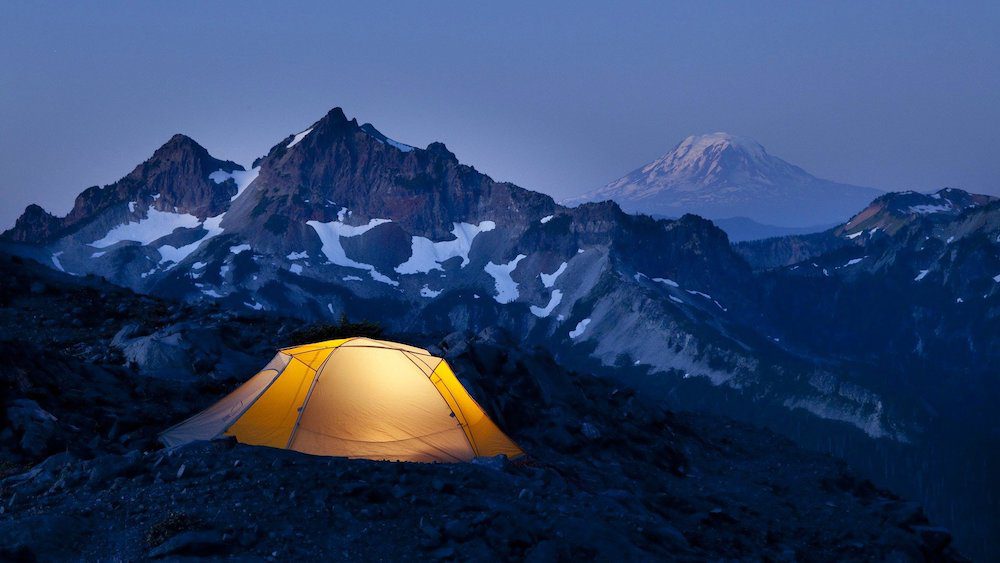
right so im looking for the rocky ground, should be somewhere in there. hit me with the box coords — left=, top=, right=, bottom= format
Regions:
left=0, top=253, right=964, bottom=561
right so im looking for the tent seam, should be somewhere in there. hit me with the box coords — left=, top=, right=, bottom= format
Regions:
left=216, top=355, right=293, bottom=437
left=283, top=344, right=345, bottom=449
left=412, top=354, right=482, bottom=457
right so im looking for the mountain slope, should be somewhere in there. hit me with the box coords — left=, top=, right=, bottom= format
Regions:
left=732, top=188, right=1000, bottom=559
left=0, top=252, right=960, bottom=561
left=566, top=133, right=881, bottom=227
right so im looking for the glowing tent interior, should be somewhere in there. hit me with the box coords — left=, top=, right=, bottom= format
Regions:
left=160, top=338, right=524, bottom=463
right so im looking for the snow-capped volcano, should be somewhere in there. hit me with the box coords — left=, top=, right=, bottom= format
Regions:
left=567, top=132, right=881, bottom=228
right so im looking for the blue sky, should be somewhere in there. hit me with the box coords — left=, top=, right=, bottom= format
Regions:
left=2, top=1, right=998, bottom=227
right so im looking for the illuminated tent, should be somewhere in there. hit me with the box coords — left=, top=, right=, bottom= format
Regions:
left=160, top=337, right=523, bottom=462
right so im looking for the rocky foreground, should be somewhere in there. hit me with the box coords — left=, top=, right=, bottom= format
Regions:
left=0, top=253, right=962, bottom=561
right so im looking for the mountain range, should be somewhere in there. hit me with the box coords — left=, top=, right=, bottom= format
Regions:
left=4, top=107, right=999, bottom=558
left=566, top=132, right=883, bottom=228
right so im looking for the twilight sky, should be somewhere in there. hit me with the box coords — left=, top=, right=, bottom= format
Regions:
left=2, top=1, right=998, bottom=228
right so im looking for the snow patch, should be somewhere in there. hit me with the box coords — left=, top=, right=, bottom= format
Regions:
left=568, top=318, right=591, bottom=339
left=156, top=214, right=225, bottom=267
left=289, top=264, right=303, bottom=275
left=845, top=231, right=863, bottom=240
left=385, top=138, right=414, bottom=152
left=484, top=254, right=526, bottom=304
left=91, top=251, right=106, bottom=258
left=286, top=127, right=314, bottom=149
left=230, top=244, right=251, bottom=254
left=396, top=221, right=497, bottom=274
left=420, top=285, right=442, bottom=298
left=540, top=215, right=554, bottom=224
left=210, top=168, right=261, bottom=202
left=307, top=217, right=397, bottom=286
left=287, top=251, right=308, bottom=260
left=51, top=252, right=65, bottom=272
left=90, top=208, right=201, bottom=248
left=669, top=295, right=684, bottom=304
left=908, top=204, right=952, bottom=214
left=652, top=277, right=679, bottom=287
left=201, top=289, right=224, bottom=298
left=540, top=262, right=568, bottom=288
left=342, top=276, right=363, bottom=282
left=244, top=301, right=263, bottom=311
left=530, top=290, right=563, bottom=318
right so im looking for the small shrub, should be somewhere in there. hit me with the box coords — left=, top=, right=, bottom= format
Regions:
left=286, top=314, right=383, bottom=345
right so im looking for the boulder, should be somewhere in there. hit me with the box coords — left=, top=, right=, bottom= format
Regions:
left=6, top=399, right=60, bottom=457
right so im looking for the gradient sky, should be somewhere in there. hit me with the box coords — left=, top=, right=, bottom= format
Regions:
left=2, top=1, right=998, bottom=228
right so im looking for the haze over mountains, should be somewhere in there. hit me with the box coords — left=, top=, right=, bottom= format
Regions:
left=567, top=132, right=883, bottom=229
left=3, top=107, right=999, bottom=558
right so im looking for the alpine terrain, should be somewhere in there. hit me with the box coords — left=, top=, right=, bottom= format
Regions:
left=4, top=107, right=998, bottom=559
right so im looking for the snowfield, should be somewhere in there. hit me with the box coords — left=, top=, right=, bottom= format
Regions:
left=484, top=254, right=526, bottom=304
left=90, top=208, right=201, bottom=248
left=395, top=221, right=496, bottom=274
left=157, top=214, right=225, bottom=267
left=540, top=262, right=567, bottom=288
left=530, top=289, right=563, bottom=318
left=306, top=217, right=396, bottom=285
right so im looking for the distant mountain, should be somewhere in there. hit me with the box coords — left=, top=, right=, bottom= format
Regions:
left=736, top=187, right=999, bottom=270
left=566, top=133, right=881, bottom=227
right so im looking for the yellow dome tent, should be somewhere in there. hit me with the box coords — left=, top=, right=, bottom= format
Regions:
left=160, top=337, right=523, bottom=463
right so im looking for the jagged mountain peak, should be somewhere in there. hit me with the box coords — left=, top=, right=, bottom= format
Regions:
left=3, top=204, right=61, bottom=243
left=2, top=134, right=243, bottom=244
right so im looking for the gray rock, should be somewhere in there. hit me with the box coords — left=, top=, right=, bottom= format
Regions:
left=580, top=421, right=601, bottom=440
left=471, top=454, right=510, bottom=472
left=147, top=530, right=225, bottom=558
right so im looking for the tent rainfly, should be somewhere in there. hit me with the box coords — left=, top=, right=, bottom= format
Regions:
left=160, top=337, right=524, bottom=463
